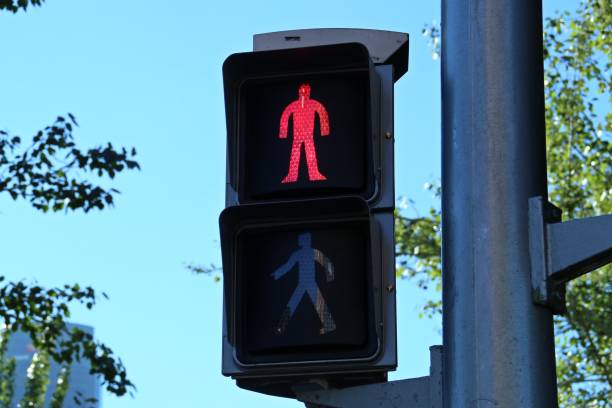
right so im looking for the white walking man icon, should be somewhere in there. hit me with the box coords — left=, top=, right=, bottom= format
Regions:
left=271, top=232, right=337, bottom=335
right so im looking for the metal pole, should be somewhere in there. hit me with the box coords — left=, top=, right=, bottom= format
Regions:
left=441, top=0, right=558, bottom=407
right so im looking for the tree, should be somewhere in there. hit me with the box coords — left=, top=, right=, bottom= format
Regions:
left=1, top=5, right=140, bottom=401
left=0, top=114, right=139, bottom=406
left=398, top=0, right=611, bottom=405
left=0, top=0, right=45, bottom=13
left=544, top=1, right=611, bottom=404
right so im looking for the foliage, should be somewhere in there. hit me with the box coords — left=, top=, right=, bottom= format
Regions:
left=1, top=3, right=140, bottom=407
left=0, top=278, right=133, bottom=398
left=2, top=1, right=141, bottom=403
left=544, top=1, right=611, bottom=405
left=394, top=184, right=441, bottom=319
left=399, top=0, right=611, bottom=405
left=186, top=263, right=221, bottom=283
left=0, top=119, right=139, bottom=405
left=19, top=352, right=50, bottom=408
left=49, top=366, right=71, bottom=408
left=421, top=23, right=441, bottom=60
left=0, top=0, right=45, bottom=13
left=556, top=271, right=611, bottom=407
left=1, top=115, right=139, bottom=213
left=15, top=350, right=77, bottom=408
left=0, top=331, right=16, bottom=408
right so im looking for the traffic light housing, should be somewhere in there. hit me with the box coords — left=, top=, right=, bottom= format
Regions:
left=220, top=198, right=379, bottom=365
left=220, top=32, right=407, bottom=398
left=223, top=43, right=379, bottom=205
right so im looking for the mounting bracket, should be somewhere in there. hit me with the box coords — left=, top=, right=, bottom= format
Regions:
left=295, top=346, right=442, bottom=408
left=529, top=196, right=612, bottom=314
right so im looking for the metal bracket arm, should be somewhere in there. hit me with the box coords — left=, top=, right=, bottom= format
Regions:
left=529, top=196, right=612, bottom=314
left=296, top=346, right=442, bottom=408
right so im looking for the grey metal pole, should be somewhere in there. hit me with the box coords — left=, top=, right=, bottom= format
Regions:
left=441, top=1, right=558, bottom=407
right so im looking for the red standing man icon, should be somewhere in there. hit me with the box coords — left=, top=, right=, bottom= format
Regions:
left=278, top=83, right=330, bottom=184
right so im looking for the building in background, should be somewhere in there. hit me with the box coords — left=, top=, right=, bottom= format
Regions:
left=6, top=323, right=100, bottom=408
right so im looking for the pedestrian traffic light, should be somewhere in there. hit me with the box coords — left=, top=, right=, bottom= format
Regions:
left=219, top=30, right=408, bottom=398
left=220, top=198, right=378, bottom=365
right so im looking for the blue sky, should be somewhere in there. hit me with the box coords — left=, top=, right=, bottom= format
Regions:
left=0, top=0, right=568, bottom=407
